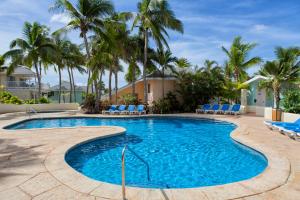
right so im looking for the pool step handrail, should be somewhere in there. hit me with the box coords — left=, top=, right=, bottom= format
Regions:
left=127, top=146, right=150, bottom=181
left=121, top=145, right=151, bottom=200
left=122, top=146, right=126, bottom=200
left=26, top=107, right=38, bottom=118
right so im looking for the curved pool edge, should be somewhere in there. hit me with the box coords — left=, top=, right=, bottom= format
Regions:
left=40, top=114, right=290, bottom=200
left=0, top=114, right=291, bottom=199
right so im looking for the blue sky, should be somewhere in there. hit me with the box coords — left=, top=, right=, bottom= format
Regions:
left=1, top=0, right=300, bottom=87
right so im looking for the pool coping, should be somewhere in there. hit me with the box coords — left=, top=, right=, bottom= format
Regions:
left=0, top=114, right=291, bottom=199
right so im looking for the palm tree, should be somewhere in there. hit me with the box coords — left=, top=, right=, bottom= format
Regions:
left=124, top=35, right=143, bottom=96
left=113, top=62, right=123, bottom=104
left=50, top=0, right=114, bottom=94
left=153, top=48, right=177, bottom=99
left=0, top=55, right=4, bottom=88
left=133, top=0, right=183, bottom=103
left=3, top=22, right=55, bottom=98
left=259, top=47, right=300, bottom=109
left=222, top=36, right=262, bottom=83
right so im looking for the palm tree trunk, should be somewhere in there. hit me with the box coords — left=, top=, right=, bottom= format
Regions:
left=71, top=68, right=76, bottom=103
left=94, top=79, right=100, bottom=113
left=143, top=29, right=149, bottom=104
left=273, top=83, right=280, bottom=109
left=109, top=67, right=113, bottom=103
left=34, top=63, right=41, bottom=98
left=83, top=32, right=91, bottom=95
left=162, top=67, right=165, bottom=99
left=115, top=70, right=118, bottom=104
left=67, top=67, right=73, bottom=103
left=132, top=62, right=136, bottom=96
left=99, top=69, right=103, bottom=100
left=58, top=67, right=62, bottom=103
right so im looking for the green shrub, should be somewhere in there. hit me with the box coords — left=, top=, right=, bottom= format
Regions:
left=120, top=94, right=139, bottom=105
left=0, top=91, right=23, bottom=104
left=38, top=96, right=50, bottom=104
left=152, top=92, right=180, bottom=114
left=282, top=90, right=300, bottom=114
left=82, top=94, right=96, bottom=113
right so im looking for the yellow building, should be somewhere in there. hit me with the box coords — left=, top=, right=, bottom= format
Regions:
left=110, top=70, right=178, bottom=105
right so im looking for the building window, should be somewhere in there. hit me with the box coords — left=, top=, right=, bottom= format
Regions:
left=148, top=84, right=151, bottom=93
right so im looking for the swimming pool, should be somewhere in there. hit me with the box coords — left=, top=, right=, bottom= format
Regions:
left=6, top=117, right=268, bottom=189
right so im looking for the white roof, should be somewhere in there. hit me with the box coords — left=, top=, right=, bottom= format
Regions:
left=243, top=75, right=268, bottom=85
left=1, top=65, right=35, bottom=77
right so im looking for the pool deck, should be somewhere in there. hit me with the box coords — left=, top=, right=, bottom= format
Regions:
left=0, top=113, right=299, bottom=200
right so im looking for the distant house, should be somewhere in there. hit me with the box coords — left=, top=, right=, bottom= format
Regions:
left=47, top=81, right=86, bottom=104
left=241, top=75, right=274, bottom=116
left=0, top=65, right=49, bottom=99
left=109, top=70, right=178, bottom=105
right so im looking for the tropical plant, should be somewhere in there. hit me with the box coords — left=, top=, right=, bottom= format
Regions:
left=3, top=22, right=55, bottom=98
left=120, top=94, right=139, bottom=105
left=153, top=48, right=177, bottom=98
left=0, top=91, right=23, bottom=104
left=222, top=36, right=262, bottom=83
left=152, top=92, right=180, bottom=114
left=113, top=63, right=123, bottom=104
left=50, top=0, right=115, bottom=94
left=259, top=47, right=300, bottom=109
left=282, top=90, right=300, bottom=114
left=0, top=55, right=4, bottom=88
left=132, top=0, right=183, bottom=103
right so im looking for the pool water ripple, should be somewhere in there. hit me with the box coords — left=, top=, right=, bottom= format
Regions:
left=7, top=117, right=268, bottom=188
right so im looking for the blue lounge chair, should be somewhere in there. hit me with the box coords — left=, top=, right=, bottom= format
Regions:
left=264, top=118, right=300, bottom=130
left=196, top=104, right=211, bottom=114
left=279, top=126, right=300, bottom=141
left=122, top=105, right=136, bottom=115
left=112, top=105, right=126, bottom=115
left=134, top=105, right=146, bottom=115
left=217, top=104, right=230, bottom=114
left=225, top=104, right=241, bottom=115
left=206, top=104, right=220, bottom=114
left=102, top=105, right=117, bottom=114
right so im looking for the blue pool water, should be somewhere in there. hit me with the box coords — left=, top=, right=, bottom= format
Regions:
left=6, top=117, right=267, bottom=188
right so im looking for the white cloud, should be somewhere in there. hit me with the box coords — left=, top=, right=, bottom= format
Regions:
left=50, top=13, right=71, bottom=24
left=251, top=24, right=268, bottom=32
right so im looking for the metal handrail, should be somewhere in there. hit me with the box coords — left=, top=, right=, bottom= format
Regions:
left=127, top=146, right=150, bottom=181
left=121, top=146, right=126, bottom=200
left=121, top=145, right=151, bottom=200
left=26, top=107, right=37, bottom=118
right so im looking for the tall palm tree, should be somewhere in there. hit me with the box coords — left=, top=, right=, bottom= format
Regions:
left=259, top=47, right=300, bottom=109
left=113, top=62, right=123, bottom=104
left=50, top=0, right=114, bottom=94
left=153, top=48, right=177, bottom=99
left=124, top=35, right=143, bottom=96
left=0, top=55, right=4, bottom=87
left=3, top=22, right=55, bottom=98
left=222, top=36, right=262, bottom=83
left=133, top=0, right=183, bottom=103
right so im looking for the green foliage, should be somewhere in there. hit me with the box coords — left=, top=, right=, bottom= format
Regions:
left=0, top=91, right=23, bottom=104
left=38, top=96, right=50, bottom=104
left=120, top=94, right=139, bottom=105
left=176, top=61, right=226, bottom=112
left=222, top=36, right=262, bottom=82
left=82, top=94, right=99, bottom=114
left=282, top=90, right=300, bottom=114
left=152, top=92, right=180, bottom=114
left=259, top=47, right=300, bottom=109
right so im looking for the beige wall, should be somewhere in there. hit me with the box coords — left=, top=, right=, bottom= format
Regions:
left=0, top=103, right=79, bottom=114
left=111, top=79, right=177, bottom=105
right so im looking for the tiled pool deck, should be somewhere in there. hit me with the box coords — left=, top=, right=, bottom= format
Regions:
left=0, top=113, right=299, bottom=200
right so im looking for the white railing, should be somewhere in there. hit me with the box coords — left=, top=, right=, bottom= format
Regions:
left=4, top=81, right=37, bottom=89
